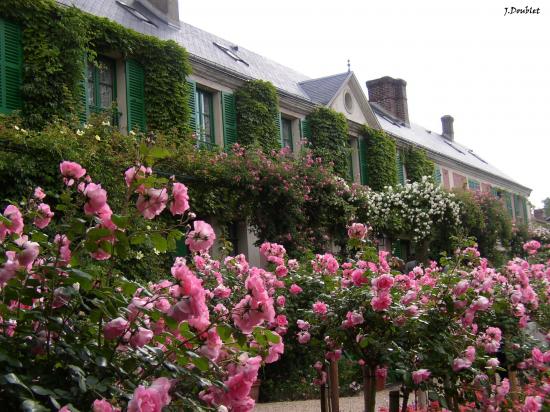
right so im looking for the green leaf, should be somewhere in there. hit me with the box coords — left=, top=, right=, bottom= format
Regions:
left=179, top=322, right=194, bottom=340
left=191, top=356, right=209, bottom=371
left=150, top=233, right=167, bottom=252
left=66, top=269, right=93, bottom=291
left=111, top=214, right=129, bottom=229
left=3, top=373, right=32, bottom=395
left=30, top=385, right=55, bottom=396
left=264, top=329, right=281, bottom=344
left=21, top=400, right=49, bottom=412
left=217, top=325, right=232, bottom=341
left=87, top=227, right=112, bottom=241
left=130, top=233, right=147, bottom=245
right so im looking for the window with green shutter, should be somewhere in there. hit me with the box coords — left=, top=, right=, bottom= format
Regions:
left=196, top=88, right=215, bottom=149
left=0, top=18, right=22, bottom=114
left=522, top=197, right=529, bottom=224
left=281, top=117, right=293, bottom=151
left=82, top=57, right=117, bottom=123
left=186, top=79, right=197, bottom=135
left=468, top=178, right=480, bottom=191
left=433, top=166, right=442, bottom=186
left=503, top=192, right=513, bottom=217
left=221, top=91, right=237, bottom=149
left=358, top=136, right=368, bottom=185
left=125, top=59, right=146, bottom=132
left=275, top=111, right=283, bottom=147
left=300, top=118, right=311, bottom=141
left=396, top=150, right=405, bottom=185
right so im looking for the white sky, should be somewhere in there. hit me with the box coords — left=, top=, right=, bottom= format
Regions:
left=179, top=0, right=549, bottom=208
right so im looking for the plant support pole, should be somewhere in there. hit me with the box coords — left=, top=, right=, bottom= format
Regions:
left=329, top=360, right=340, bottom=412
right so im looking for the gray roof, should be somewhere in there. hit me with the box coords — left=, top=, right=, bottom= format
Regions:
left=371, top=104, right=527, bottom=189
left=58, top=0, right=312, bottom=98
left=298, top=72, right=352, bottom=104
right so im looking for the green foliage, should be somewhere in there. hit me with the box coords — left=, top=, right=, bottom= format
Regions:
left=359, top=125, right=397, bottom=190
left=0, top=0, right=191, bottom=134
left=435, top=190, right=513, bottom=265
left=404, top=146, right=435, bottom=183
left=544, top=197, right=550, bottom=216
left=306, top=107, right=351, bottom=178
left=235, top=80, right=280, bottom=151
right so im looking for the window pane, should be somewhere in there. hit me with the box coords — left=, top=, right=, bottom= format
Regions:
left=282, top=118, right=292, bottom=150
left=98, top=60, right=114, bottom=109
left=196, top=89, right=214, bottom=144
left=87, top=62, right=96, bottom=107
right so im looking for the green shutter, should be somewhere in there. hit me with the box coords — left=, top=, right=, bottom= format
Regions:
left=522, top=197, right=529, bottom=224
left=79, top=54, right=88, bottom=123
left=513, top=194, right=522, bottom=220
left=396, top=150, right=405, bottom=185
left=433, top=166, right=442, bottom=186
left=393, top=240, right=403, bottom=259
left=275, top=111, right=283, bottom=147
left=503, top=192, right=513, bottom=217
left=125, top=59, right=146, bottom=132
left=0, top=18, right=22, bottom=114
left=491, top=187, right=499, bottom=197
left=186, top=79, right=197, bottom=134
left=358, top=136, right=368, bottom=185
left=221, top=91, right=237, bottom=149
left=300, top=118, right=312, bottom=140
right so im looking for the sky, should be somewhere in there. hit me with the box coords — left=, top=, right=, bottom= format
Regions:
left=179, top=0, right=548, bottom=208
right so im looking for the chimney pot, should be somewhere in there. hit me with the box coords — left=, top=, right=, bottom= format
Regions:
left=366, top=76, right=409, bottom=126
left=441, top=115, right=454, bottom=141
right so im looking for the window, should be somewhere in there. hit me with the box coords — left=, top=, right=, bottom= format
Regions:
left=467, top=178, right=480, bottom=192
left=196, top=88, right=215, bottom=148
left=281, top=117, right=293, bottom=150
left=87, top=57, right=116, bottom=115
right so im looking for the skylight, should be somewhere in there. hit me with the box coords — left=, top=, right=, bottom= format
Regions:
left=443, top=139, right=465, bottom=155
left=116, top=1, right=157, bottom=27
left=213, top=42, right=249, bottom=66
left=468, top=149, right=488, bottom=164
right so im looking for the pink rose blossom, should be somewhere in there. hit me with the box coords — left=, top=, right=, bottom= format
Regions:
left=412, top=369, right=431, bottom=385
left=289, top=284, right=303, bottom=295
left=297, top=331, right=311, bottom=344
left=312, top=301, right=328, bottom=315
left=265, top=338, right=284, bottom=363
left=136, top=188, right=168, bottom=219
left=0, top=205, right=24, bottom=242
left=92, top=399, right=119, bottom=412
left=185, top=220, right=216, bottom=253
left=371, top=274, right=394, bottom=291
left=486, top=358, right=500, bottom=369
left=276, top=295, right=286, bottom=307
left=34, top=203, right=54, bottom=229
left=33, top=187, right=46, bottom=200
left=103, top=317, right=129, bottom=340
left=128, top=377, right=172, bottom=412
left=169, top=182, right=190, bottom=216
left=522, top=396, right=542, bottom=412
left=18, top=241, right=40, bottom=268
left=82, top=183, right=108, bottom=216
left=371, top=292, right=392, bottom=311
left=60, top=161, right=86, bottom=180
left=523, top=240, right=541, bottom=255
left=347, top=223, right=367, bottom=240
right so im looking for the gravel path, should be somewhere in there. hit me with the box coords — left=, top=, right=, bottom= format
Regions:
left=254, top=388, right=393, bottom=412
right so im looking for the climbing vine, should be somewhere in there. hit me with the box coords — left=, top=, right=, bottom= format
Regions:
left=235, top=80, right=280, bottom=151
left=306, top=107, right=350, bottom=177
left=360, top=125, right=397, bottom=190
left=0, top=0, right=191, bottom=134
left=404, top=146, right=435, bottom=183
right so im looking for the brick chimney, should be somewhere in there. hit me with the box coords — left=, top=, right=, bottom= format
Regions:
left=441, top=115, right=454, bottom=141
left=135, top=0, right=180, bottom=27
left=366, top=76, right=409, bottom=125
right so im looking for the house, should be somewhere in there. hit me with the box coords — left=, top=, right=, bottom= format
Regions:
left=0, top=0, right=532, bottom=263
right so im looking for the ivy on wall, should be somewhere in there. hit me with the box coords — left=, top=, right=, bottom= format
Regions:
left=306, top=107, right=350, bottom=177
left=360, top=125, right=397, bottom=190
left=404, top=146, right=435, bottom=183
left=0, top=0, right=191, bottom=134
left=235, top=80, right=280, bottom=151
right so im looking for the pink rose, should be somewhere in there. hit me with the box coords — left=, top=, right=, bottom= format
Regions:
left=312, top=301, right=327, bottom=315
left=412, top=369, right=431, bottom=385
left=34, top=203, right=54, bottom=229
left=453, top=280, right=469, bottom=297
left=18, top=241, right=40, bottom=267
left=347, top=223, right=367, bottom=240
left=371, top=274, right=394, bottom=291
left=185, top=220, right=216, bottom=253
left=136, top=188, right=168, bottom=220
left=83, top=183, right=108, bottom=215
left=276, top=295, right=286, bottom=307
left=60, top=161, right=86, bottom=180
left=169, top=182, right=190, bottom=216
left=128, top=377, right=172, bottom=412
left=371, top=292, right=392, bottom=311
left=0, top=205, right=24, bottom=242
left=289, top=284, right=303, bottom=295
left=129, top=327, right=154, bottom=347
left=265, top=339, right=284, bottom=363
left=92, top=399, right=118, bottom=412
left=486, top=358, right=500, bottom=369
left=522, top=396, right=542, bottom=412
left=297, top=331, right=311, bottom=344
left=103, top=317, right=129, bottom=340
left=34, top=187, right=46, bottom=200
left=452, top=358, right=472, bottom=372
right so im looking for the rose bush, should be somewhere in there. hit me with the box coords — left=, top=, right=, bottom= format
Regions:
left=0, top=147, right=288, bottom=411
